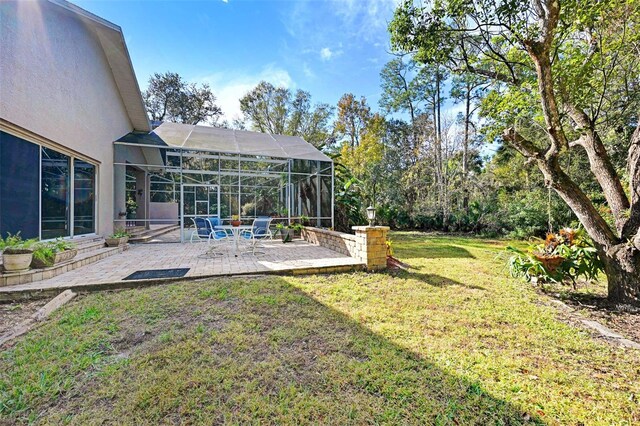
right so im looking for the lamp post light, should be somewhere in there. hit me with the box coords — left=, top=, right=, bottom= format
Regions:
left=366, top=206, right=376, bottom=227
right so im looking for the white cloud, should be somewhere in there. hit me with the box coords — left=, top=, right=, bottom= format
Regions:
left=320, top=47, right=333, bottom=61
left=195, top=65, right=294, bottom=122
left=331, top=0, right=400, bottom=42
left=282, top=0, right=399, bottom=61
left=320, top=46, right=344, bottom=61
left=302, top=62, right=316, bottom=79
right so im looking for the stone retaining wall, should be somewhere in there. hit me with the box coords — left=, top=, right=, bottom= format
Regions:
left=301, top=226, right=390, bottom=271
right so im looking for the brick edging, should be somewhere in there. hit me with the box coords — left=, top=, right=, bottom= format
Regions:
left=0, top=263, right=365, bottom=302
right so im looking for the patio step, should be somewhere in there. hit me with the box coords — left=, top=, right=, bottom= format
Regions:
left=125, top=226, right=146, bottom=234
left=75, top=240, right=107, bottom=255
left=129, top=225, right=180, bottom=243
left=71, top=236, right=107, bottom=255
left=1, top=244, right=127, bottom=288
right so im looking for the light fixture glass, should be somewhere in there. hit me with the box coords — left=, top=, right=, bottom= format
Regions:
left=366, top=205, right=376, bottom=226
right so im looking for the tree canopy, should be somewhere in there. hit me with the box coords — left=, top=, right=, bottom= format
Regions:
left=239, top=81, right=333, bottom=147
left=390, top=0, right=640, bottom=304
left=333, top=93, right=372, bottom=148
left=143, top=72, right=223, bottom=125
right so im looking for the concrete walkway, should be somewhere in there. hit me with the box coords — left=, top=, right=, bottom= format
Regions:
left=0, top=240, right=364, bottom=301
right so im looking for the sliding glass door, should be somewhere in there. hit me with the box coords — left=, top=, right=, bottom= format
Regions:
left=73, top=160, right=95, bottom=235
left=41, top=147, right=96, bottom=239
left=41, top=147, right=70, bottom=239
left=181, top=184, right=219, bottom=241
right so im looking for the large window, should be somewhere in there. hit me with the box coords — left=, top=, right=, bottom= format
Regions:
left=41, top=148, right=70, bottom=239
left=41, top=147, right=96, bottom=239
left=0, top=132, right=97, bottom=240
left=74, top=160, right=96, bottom=235
left=0, top=131, right=40, bottom=239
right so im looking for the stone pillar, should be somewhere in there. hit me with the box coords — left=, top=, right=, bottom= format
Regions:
left=352, top=226, right=390, bottom=271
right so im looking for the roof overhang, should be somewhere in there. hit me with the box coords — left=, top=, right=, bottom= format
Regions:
left=48, top=0, right=151, bottom=132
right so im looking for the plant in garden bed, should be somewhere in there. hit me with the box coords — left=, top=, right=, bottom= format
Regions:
left=298, top=215, right=310, bottom=226
left=0, top=232, right=27, bottom=252
left=31, top=238, right=77, bottom=268
left=110, top=228, right=130, bottom=238
left=1, top=232, right=38, bottom=272
left=275, top=223, right=304, bottom=243
left=385, top=238, right=394, bottom=257
left=506, top=228, right=604, bottom=287
left=105, top=228, right=130, bottom=247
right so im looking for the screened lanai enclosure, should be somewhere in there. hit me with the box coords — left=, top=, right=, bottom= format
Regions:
left=114, top=122, right=334, bottom=242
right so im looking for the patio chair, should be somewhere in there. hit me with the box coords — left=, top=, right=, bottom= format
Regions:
left=206, top=216, right=226, bottom=234
left=239, top=217, right=273, bottom=255
left=206, top=216, right=221, bottom=228
left=190, top=217, right=229, bottom=255
left=208, top=216, right=232, bottom=237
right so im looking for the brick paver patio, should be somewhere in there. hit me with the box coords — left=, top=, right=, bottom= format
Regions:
left=0, top=240, right=363, bottom=300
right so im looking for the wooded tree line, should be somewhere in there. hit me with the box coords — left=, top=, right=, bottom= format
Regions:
left=389, top=0, right=639, bottom=304
left=142, top=71, right=583, bottom=236
left=143, top=0, right=639, bottom=303
left=143, top=69, right=578, bottom=239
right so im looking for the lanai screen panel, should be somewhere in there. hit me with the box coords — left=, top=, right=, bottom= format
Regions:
left=115, top=122, right=334, bottom=232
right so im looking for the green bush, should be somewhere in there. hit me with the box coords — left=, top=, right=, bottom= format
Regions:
left=32, top=238, right=76, bottom=267
left=0, top=232, right=37, bottom=254
left=110, top=228, right=130, bottom=238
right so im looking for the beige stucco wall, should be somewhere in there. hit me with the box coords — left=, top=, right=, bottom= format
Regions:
left=0, top=1, right=135, bottom=236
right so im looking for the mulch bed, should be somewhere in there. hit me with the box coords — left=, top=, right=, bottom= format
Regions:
left=561, top=296, right=640, bottom=344
left=541, top=284, right=640, bottom=344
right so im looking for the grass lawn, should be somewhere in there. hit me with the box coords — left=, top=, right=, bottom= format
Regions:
left=1, top=233, right=638, bottom=424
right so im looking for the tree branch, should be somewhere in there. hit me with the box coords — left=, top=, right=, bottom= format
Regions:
left=522, top=0, right=568, bottom=157
left=504, top=128, right=617, bottom=247
left=503, top=128, right=544, bottom=159
left=564, top=101, right=631, bottom=232
left=623, top=117, right=640, bottom=243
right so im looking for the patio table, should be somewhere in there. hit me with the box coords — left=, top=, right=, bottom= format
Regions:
left=215, top=225, right=252, bottom=257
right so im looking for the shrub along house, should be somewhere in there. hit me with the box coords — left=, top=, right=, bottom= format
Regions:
left=0, top=0, right=334, bottom=244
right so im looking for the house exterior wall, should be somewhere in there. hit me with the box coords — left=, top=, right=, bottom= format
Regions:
left=0, top=0, right=135, bottom=236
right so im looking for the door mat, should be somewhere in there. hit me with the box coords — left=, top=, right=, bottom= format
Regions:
left=123, top=268, right=190, bottom=280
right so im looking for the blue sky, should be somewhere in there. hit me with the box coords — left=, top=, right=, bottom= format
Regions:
left=75, top=0, right=401, bottom=123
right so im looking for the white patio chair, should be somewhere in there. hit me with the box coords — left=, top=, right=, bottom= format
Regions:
left=191, top=217, right=230, bottom=256
left=239, top=217, right=273, bottom=255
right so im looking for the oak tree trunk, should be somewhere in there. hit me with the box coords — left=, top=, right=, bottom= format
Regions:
left=599, top=243, right=640, bottom=305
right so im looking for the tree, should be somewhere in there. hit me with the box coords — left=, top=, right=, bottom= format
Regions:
left=333, top=93, right=372, bottom=148
left=379, top=58, right=437, bottom=166
left=287, top=90, right=334, bottom=147
left=379, top=58, right=433, bottom=125
left=379, top=56, right=462, bottom=228
left=143, top=72, right=222, bottom=125
left=450, top=73, right=487, bottom=211
left=339, top=114, right=387, bottom=206
left=239, top=81, right=333, bottom=147
left=239, top=81, right=289, bottom=134
left=390, top=0, right=640, bottom=304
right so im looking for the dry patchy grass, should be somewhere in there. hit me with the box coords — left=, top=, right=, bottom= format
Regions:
left=0, top=233, right=638, bottom=425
